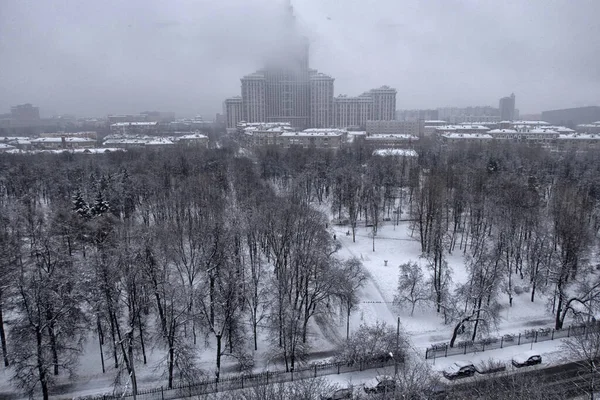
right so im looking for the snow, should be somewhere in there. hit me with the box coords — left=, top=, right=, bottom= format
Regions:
left=372, top=149, right=418, bottom=157
left=512, top=351, right=539, bottom=364
left=0, top=217, right=580, bottom=398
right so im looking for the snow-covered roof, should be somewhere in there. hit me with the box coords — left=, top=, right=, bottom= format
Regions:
left=0, top=143, right=15, bottom=150
left=511, top=121, right=549, bottom=125
left=441, top=133, right=493, bottom=139
left=280, top=130, right=343, bottom=137
left=366, top=134, right=419, bottom=140
left=1, top=136, right=32, bottom=142
left=111, top=121, right=158, bottom=127
left=528, top=128, right=558, bottom=134
left=435, top=125, right=490, bottom=131
left=30, top=137, right=96, bottom=143
left=146, top=138, right=174, bottom=145
left=373, top=149, right=418, bottom=157
left=489, top=129, right=517, bottom=134
left=557, top=133, right=600, bottom=140
left=178, top=133, right=208, bottom=140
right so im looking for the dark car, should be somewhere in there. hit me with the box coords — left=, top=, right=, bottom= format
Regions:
left=442, top=361, right=477, bottom=380
left=363, top=375, right=396, bottom=394
left=512, top=352, right=542, bottom=368
left=320, top=388, right=353, bottom=400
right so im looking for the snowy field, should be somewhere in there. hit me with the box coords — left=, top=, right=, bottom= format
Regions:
left=0, top=218, right=575, bottom=399
left=329, top=220, right=556, bottom=351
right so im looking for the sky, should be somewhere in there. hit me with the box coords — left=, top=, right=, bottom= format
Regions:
left=0, top=0, right=599, bottom=118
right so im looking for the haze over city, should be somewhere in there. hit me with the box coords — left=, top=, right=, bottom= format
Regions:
left=1, top=0, right=599, bottom=118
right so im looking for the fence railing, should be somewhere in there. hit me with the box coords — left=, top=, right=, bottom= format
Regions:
left=425, top=321, right=600, bottom=360
left=81, top=357, right=399, bottom=400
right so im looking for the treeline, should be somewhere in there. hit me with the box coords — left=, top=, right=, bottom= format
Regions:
left=1, top=140, right=599, bottom=398
left=0, top=146, right=370, bottom=399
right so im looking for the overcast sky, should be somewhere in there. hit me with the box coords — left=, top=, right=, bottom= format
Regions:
left=1, top=0, right=599, bottom=118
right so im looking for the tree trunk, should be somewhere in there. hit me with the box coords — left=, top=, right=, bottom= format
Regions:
left=215, top=333, right=222, bottom=382
left=168, top=341, right=175, bottom=389
left=0, top=298, right=9, bottom=367
left=36, top=328, right=49, bottom=400
left=346, top=301, right=351, bottom=340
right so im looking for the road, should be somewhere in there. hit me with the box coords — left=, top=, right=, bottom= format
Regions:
left=436, top=360, right=598, bottom=399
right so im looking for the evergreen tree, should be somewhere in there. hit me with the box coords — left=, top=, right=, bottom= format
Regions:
left=72, top=189, right=90, bottom=219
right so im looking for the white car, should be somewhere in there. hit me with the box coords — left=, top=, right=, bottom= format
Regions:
left=512, top=351, right=542, bottom=368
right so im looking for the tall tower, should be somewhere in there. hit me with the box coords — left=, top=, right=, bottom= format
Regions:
left=499, top=93, right=516, bottom=121
left=262, top=0, right=311, bottom=129
left=310, top=71, right=334, bottom=128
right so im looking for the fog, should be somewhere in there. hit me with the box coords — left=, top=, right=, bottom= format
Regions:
left=1, top=0, right=599, bottom=118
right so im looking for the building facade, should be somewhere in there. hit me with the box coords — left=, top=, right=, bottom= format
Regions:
left=241, top=73, right=266, bottom=123
left=542, top=106, right=600, bottom=126
left=366, top=120, right=421, bottom=136
left=224, top=97, right=243, bottom=130
left=309, top=72, right=334, bottom=128
left=334, top=96, right=373, bottom=129
left=499, top=93, right=516, bottom=121
left=365, top=86, right=397, bottom=121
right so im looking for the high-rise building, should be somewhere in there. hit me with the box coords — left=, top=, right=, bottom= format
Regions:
left=223, top=1, right=395, bottom=131
left=541, top=106, right=600, bottom=126
left=224, top=97, right=243, bottom=130
left=241, top=72, right=266, bottom=123
left=11, top=103, right=40, bottom=121
left=499, top=93, right=516, bottom=121
left=365, top=86, right=397, bottom=121
left=334, top=95, right=373, bottom=129
left=309, top=71, right=334, bottom=128
left=396, top=109, right=439, bottom=122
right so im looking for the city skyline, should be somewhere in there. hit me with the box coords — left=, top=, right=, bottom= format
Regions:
left=1, top=0, right=599, bottom=118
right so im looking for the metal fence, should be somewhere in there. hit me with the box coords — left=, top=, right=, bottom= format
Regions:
left=81, top=358, right=398, bottom=400
left=425, top=321, right=600, bottom=360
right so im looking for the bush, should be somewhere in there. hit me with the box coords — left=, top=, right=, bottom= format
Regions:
left=514, top=285, right=524, bottom=295
left=335, top=321, right=406, bottom=365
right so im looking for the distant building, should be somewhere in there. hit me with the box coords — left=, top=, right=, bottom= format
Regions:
left=140, top=111, right=176, bottom=123
left=224, top=97, right=243, bottom=130
left=576, top=122, right=600, bottom=134
left=364, top=86, right=397, bottom=121
left=396, top=109, right=438, bottom=122
left=541, top=106, right=600, bottom=126
left=110, top=121, right=159, bottom=135
left=364, top=134, right=419, bottom=149
left=241, top=72, right=267, bottom=123
left=11, top=103, right=40, bottom=121
left=30, top=137, right=96, bottom=150
left=309, top=72, right=335, bottom=128
left=499, top=93, right=516, bottom=121
left=437, top=106, right=499, bottom=124
left=279, top=129, right=345, bottom=149
left=176, top=133, right=209, bottom=148
left=366, top=120, right=421, bottom=136
left=334, top=95, right=373, bottom=129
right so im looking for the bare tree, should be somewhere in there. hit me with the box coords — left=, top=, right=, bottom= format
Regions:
left=337, top=257, right=368, bottom=339
left=394, top=261, right=429, bottom=316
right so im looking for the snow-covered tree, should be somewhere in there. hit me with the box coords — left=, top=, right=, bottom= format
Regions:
left=394, top=261, right=429, bottom=316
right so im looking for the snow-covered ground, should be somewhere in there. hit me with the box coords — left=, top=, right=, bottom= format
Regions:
left=330, top=220, right=556, bottom=351
left=0, top=218, right=574, bottom=399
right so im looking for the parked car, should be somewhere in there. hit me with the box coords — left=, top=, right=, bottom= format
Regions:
left=502, top=334, right=515, bottom=342
left=363, top=375, right=396, bottom=394
left=512, top=352, right=542, bottom=368
left=443, top=361, right=477, bottom=380
left=320, top=388, right=353, bottom=400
